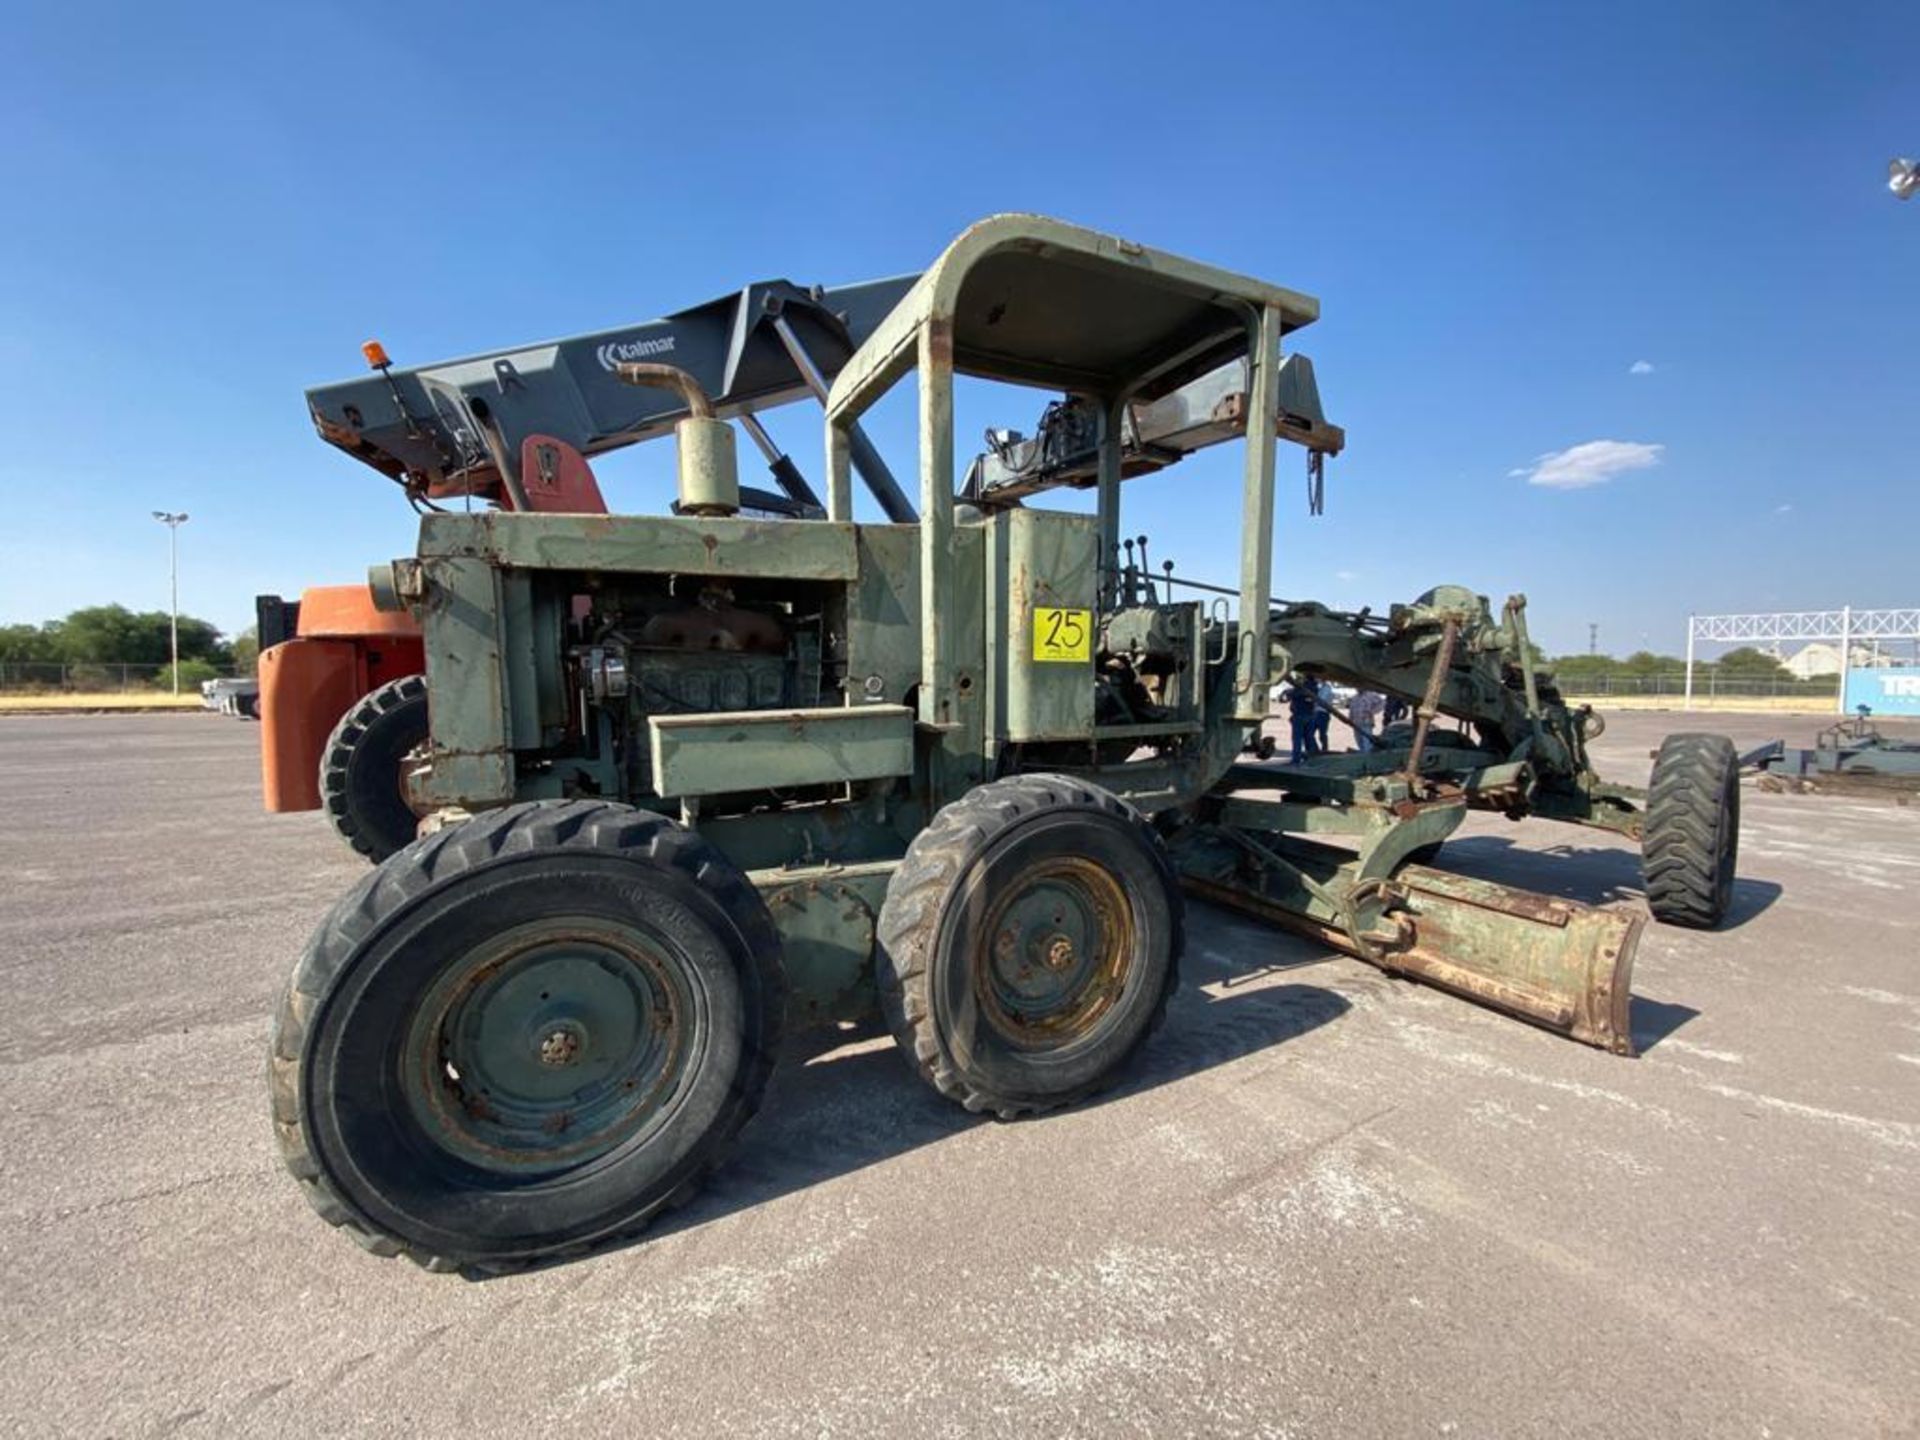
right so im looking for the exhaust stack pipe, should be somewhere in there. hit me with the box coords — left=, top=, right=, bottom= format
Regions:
left=617, top=362, right=740, bottom=516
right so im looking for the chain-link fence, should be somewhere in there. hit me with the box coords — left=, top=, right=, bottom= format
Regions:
left=0, top=661, right=243, bottom=694
left=1558, top=671, right=1840, bottom=699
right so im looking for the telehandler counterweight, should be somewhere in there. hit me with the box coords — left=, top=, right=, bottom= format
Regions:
left=270, top=215, right=1739, bottom=1273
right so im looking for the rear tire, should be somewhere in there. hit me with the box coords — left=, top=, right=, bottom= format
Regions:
left=1643, top=733, right=1739, bottom=928
left=319, top=675, right=429, bottom=863
left=876, top=774, right=1181, bottom=1119
left=269, top=800, right=784, bottom=1272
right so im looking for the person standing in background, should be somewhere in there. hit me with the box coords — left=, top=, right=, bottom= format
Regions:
left=1349, top=688, right=1385, bottom=751
left=1312, top=677, right=1334, bottom=754
left=1286, top=675, right=1320, bottom=763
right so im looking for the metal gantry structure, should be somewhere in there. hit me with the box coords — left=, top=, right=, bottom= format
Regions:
left=1684, top=607, right=1920, bottom=712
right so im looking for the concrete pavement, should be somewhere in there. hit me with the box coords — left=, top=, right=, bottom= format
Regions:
left=1, top=712, right=1915, bottom=1437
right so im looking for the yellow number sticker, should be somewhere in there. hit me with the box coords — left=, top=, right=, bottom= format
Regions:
left=1032, top=607, right=1092, bottom=663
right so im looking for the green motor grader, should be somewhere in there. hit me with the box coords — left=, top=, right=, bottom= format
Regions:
left=271, top=215, right=1740, bottom=1272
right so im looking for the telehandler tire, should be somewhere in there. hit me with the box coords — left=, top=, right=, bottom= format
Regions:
left=876, top=774, right=1181, bottom=1119
left=269, top=800, right=784, bottom=1273
left=319, top=674, right=430, bottom=863
left=1643, top=732, right=1739, bottom=929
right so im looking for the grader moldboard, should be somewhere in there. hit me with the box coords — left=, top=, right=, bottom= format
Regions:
left=272, top=215, right=1741, bottom=1273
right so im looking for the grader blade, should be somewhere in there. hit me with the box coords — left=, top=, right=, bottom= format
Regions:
left=1175, top=836, right=1642, bottom=1055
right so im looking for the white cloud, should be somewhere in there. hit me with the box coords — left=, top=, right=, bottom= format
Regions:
left=1629, top=360, right=1655, bottom=375
left=1516, top=439, right=1664, bottom=490
left=1774, top=503, right=1793, bottom=514
left=1335, top=569, right=1358, bottom=582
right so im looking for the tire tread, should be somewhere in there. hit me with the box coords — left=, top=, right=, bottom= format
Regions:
left=318, top=674, right=430, bottom=862
left=1643, top=732, right=1739, bottom=928
left=874, top=774, right=1182, bottom=1120
left=269, top=798, right=783, bottom=1274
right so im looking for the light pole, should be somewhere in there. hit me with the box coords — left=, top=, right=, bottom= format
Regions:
left=151, top=511, right=189, bottom=694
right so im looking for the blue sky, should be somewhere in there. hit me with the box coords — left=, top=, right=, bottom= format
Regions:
left=1, top=0, right=1912, bottom=657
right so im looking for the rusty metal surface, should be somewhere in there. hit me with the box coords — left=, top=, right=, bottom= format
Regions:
left=758, top=869, right=885, bottom=1027
left=1174, top=820, right=1641, bottom=1055
left=973, top=854, right=1136, bottom=1047
left=614, top=362, right=715, bottom=417
left=1401, top=615, right=1462, bottom=792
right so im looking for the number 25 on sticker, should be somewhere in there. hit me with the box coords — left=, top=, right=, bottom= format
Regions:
left=1033, top=607, right=1092, bottom=663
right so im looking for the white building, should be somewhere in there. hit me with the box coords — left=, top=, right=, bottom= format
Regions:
left=1782, top=642, right=1900, bottom=679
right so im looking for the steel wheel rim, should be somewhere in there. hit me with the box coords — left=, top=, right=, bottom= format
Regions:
left=975, top=857, right=1136, bottom=1049
left=400, top=917, right=701, bottom=1174
left=396, top=741, right=430, bottom=818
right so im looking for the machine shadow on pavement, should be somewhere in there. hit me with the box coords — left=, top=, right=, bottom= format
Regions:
left=1429, top=835, right=1783, bottom=930
left=486, top=839, right=1740, bottom=1279
left=1628, top=997, right=1703, bottom=1052
left=490, top=951, right=1351, bottom=1279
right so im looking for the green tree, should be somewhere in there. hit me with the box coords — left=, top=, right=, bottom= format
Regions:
left=1622, top=650, right=1683, bottom=675
left=1549, top=653, right=1614, bottom=683
left=152, top=658, right=223, bottom=691
left=229, top=625, right=260, bottom=676
left=47, top=605, right=224, bottom=665
left=0, top=623, right=57, bottom=663
left=1712, top=646, right=1789, bottom=680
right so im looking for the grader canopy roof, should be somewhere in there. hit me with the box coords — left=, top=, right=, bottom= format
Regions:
left=827, top=213, right=1322, bottom=410
left=822, top=214, right=1334, bottom=737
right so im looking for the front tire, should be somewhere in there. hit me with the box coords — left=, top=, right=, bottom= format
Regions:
left=876, top=775, right=1181, bottom=1119
left=1643, top=733, right=1740, bottom=928
left=269, top=800, right=785, bottom=1272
